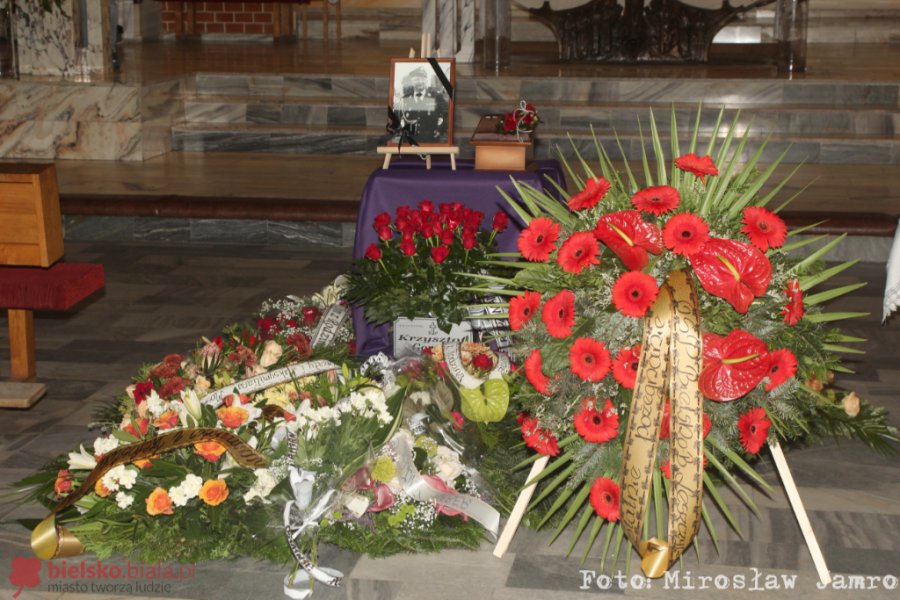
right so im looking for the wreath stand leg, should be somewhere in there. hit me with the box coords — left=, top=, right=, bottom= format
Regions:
left=492, top=455, right=548, bottom=558
left=768, top=440, right=832, bottom=586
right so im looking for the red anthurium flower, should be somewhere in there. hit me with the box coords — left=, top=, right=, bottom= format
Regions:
left=738, top=407, right=771, bottom=454
left=589, top=477, right=621, bottom=521
left=520, top=414, right=560, bottom=456
left=631, top=185, right=680, bottom=215
left=492, top=211, right=509, bottom=232
left=662, top=213, right=710, bottom=256
left=518, top=217, right=561, bottom=262
left=675, top=153, right=719, bottom=183
left=765, top=348, right=798, bottom=391
left=659, top=400, right=671, bottom=440
left=364, top=244, right=382, bottom=261
left=509, top=290, right=541, bottom=331
left=568, top=177, right=611, bottom=211
left=574, top=398, right=619, bottom=443
left=741, top=206, right=788, bottom=251
left=690, top=238, right=772, bottom=314
left=612, top=271, right=659, bottom=318
left=542, top=290, right=576, bottom=338
left=524, top=349, right=551, bottom=395
left=557, top=232, right=601, bottom=274
left=430, top=245, right=450, bottom=264
left=782, top=279, right=804, bottom=326
left=612, top=344, right=641, bottom=389
left=593, top=211, right=662, bottom=270
left=569, top=337, right=611, bottom=382
left=700, top=330, right=771, bottom=401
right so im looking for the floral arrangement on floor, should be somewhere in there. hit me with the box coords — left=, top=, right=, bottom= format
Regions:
left=421, top=342, right=512, bottom=424
left=497, top=101, right=539, bottom=139
left=15, top=280, right=501, bottom=596
left=473, top=108, right=897, bottom=568
left=348, top=200, right=511, bottom=334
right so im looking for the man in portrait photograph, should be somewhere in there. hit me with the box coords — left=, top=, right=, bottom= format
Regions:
left=394, top=66, right=450, bottom=144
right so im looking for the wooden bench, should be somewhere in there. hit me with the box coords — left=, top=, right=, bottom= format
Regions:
left=0, top=164, right=106, bottom=409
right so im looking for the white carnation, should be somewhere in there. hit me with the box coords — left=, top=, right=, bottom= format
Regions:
left=93, top=436, right=120, bottom=457
left=145, top=390, right=165, bottom=417
left=170, top=486, right=190, bottom=507
left=181, top=474, right=203, bottom=498
left=115, top=492, right=134, bottom=510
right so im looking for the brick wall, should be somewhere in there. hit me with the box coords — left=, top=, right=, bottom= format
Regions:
left=161, top=2, right=282, bottom=35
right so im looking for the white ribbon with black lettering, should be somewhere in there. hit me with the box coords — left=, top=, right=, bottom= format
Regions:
left=310, top=304, right=350, bottom=348
left=201, top=360, right=339, bottom=406
left=442, top=343, right=511, bottom=390
left=389, top=433, right=500, bottom=538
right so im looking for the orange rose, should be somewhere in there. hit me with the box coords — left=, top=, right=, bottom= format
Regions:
left=216, top=406, right=249, bottom=428
left=154, top=410, right=180, bottom=431
left=193, top=441, right=227, bottom=462
left=94, top=479, right=112, bottom=498
left=198, top=479, right=229, bottom=506
left=54, top=470, right=74, bottom=496
left=133, top=458, right=154, bottom=469
left=146, top=487, right=174, bottom=516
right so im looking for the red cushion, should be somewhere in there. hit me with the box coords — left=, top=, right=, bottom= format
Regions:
left=0, top=263, right=105, bottom=310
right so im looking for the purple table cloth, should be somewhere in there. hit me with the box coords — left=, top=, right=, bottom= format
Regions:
left=352, top=158, right=567, bottom=357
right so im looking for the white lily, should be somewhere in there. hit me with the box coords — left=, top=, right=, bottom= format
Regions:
left=181, top=388, right=203, bottom=420
left=67, top=445, right=97, bottom=470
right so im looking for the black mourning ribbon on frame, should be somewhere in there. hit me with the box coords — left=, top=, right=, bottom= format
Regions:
left=386, top=106, right=419, bottom=152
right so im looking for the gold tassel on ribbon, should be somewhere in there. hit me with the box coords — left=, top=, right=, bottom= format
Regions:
left=32, top=428, right=266, bottom=561
left=619, top=269, right=704, bottom=578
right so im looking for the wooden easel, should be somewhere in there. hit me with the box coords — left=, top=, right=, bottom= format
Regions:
left=493, top=442, right=833, bottom=586
left=376, top=34, right=459, bottom=171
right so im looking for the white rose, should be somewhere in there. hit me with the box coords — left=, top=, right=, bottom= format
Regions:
left=259, top=340, right=284, bottom=368
left=433, top=446, right=463, bottom=484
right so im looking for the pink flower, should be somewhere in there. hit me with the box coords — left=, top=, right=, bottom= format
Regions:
left=421, top=474, right=468, bottom=520
left=368, top=484, right=395, bottom=513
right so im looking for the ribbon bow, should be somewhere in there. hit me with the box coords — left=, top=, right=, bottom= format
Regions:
left=386, top=106, right=419, bottom=152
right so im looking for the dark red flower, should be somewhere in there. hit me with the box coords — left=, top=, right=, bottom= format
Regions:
left=256, top=316, right=279, bottom=339
left=737, top=407, right=771, bottom=454
left=400, top=238, right=417, bottom=256
left=524, top=349, right=551, bottom=395
left=462, top=230, right=477, bottom=250
left=542, top=290, right=576, bottom=338
left=286, top=333, right=312, bottom=359
left=659, top=400, right=671, bottom=440
left=373, top=212, right=391, bottom=229
left=675, top=153, right=719, bottom=183
left=689, top=238, right=772, bottom=314
left=520, top=415, right=560, bottom=456
left=509, top=290, right=541, bottom=331
left=574, top=397, right=619, bottom=443
left=589, top=477, right=621, bottom=521
left=631, top=185, right=680, bottom=215
left=612, top=271, right=659, bottom=318
left=302, top=306, right=321, bottom=326
left=472, top=352, right=494, bottom=372
left=700, top=330, right=771, bottom=401
left=612, top=344, right=641, bottom=389
left=764, top=348, right=798, bottom=392
left=593, top=210, right=662, bottom=270
left=502, top=114, right=517, bottom=133
left=133, top=380, right=154, bottom=405
left=557, top=232, right=600, bottom=274
left=419, top=200, right=434, bottom=213
left=492, top=211, right=509, bottom=232
left=518, top=217, right=561, bottom=262
left=569, top=337, right=611, bottom=382
left=782, top=279, right=804, bottom=326
left=431, top=245, right=450, bottom=264
left=568, top=177, right=611, bottom=211
left=364, top=243, right=382, bottom=261
left=377, top=226, right=393, bottom=241
left=662, top=213, right=710, bottom=256
left=741, top=206, right=787, bottom=251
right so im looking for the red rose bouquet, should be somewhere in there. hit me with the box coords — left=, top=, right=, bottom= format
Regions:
left=496, top=100, right=539, bottom=139
left=478, top=108, right=897, bottom=571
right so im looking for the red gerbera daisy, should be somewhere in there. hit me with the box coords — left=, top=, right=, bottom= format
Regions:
left=509, top=290, right=541, bottom=331
left=781, top=279, right=804, bottom=326
left=518, top=217, right=561, bottom=262
left=764, top=348, right=798, bottom=391
left=520, top=415, right=560, bottom=456
left=611, top=271, right=659, bottom=318
left=631, top=185, right=681, bottom=215
left=557, top=232, right=601, bottom=274
left=612, top=344, right=641, bottom=389
left=569, top=337, right=611, bottom=382
left=741, top=206, right=788, bottom=251
left=574, top=398, right=619, bottom=443
left=662, top=213, right=710, bottom=256
left=524, top=349, right=551, bottom=395
left=542, top=290, right=576, bottom=338
left=589, top=477, right=621, bottom=521
left=568, top=177, right=611, bottom=211
left=675, top=153, right=719, bottom=183
left=737, top=407, right=771, bottom=454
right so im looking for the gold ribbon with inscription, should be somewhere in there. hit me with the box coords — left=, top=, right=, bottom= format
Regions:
left=32, top=428, right=266, bottom=560
left=619, top=269, right=704, bottom=578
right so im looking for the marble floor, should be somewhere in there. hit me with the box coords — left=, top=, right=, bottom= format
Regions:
left=0, top=241, right=898, bottom=600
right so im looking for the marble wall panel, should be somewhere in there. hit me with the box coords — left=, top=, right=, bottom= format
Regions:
left=185, top=101, right=247, bottom=124
left=14, top=0, right=79, bottom=77
left=17, top=83, right=140, bottom=122
left=5, top=120, right=76, bottom=159
left=55, top=121, right=142, bottom=160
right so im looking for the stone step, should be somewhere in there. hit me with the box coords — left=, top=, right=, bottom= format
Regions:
left=183, top=95, right=899, bottom=137
left=171, top=122, right=900, bottom=164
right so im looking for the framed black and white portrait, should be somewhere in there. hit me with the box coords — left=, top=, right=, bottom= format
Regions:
left=388, top=58, right=455, bottom=147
